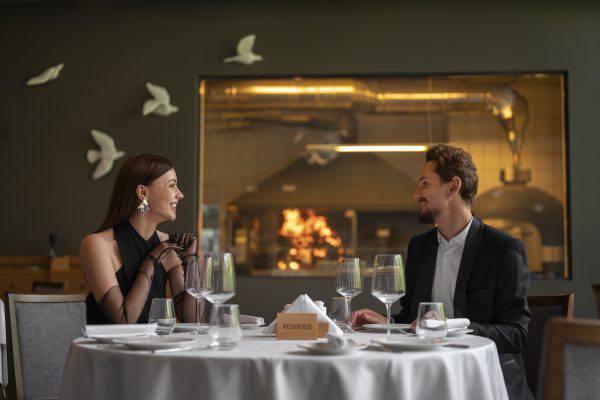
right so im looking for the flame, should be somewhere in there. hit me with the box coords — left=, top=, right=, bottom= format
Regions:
left=278, top=208, right=343, bottom=270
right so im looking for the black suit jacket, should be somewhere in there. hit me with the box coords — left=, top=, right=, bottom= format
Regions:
left=394, top=216, right=533, bottom=400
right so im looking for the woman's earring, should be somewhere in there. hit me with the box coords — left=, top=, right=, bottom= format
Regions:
left=138, top=199, right=150, bottom=215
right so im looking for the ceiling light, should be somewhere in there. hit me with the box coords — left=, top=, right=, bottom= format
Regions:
left=305, top=144, right=428, bottom=153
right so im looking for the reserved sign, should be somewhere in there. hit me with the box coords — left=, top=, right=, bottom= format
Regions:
left=276, top=313, right=329, bottom=340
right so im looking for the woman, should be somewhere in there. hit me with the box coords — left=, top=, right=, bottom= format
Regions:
left=81, top=154, right=198, bottom=324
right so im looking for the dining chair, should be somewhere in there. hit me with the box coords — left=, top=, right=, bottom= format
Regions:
left=538, top=317, right=600, bottom=400
left=523, top=294, right=574, bottom=397
left=4, top=293, right=86, bottom=400
left=592, top=284, right=600, bottom=318
left=1, top=299, right=6, bottom=400
left=31, top=281, right=64, bottom=294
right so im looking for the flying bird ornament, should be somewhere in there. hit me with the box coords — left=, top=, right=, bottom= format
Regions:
left=86, top=129, right=125, bottom=180
left=27, top=63, right=64, bottom=86
left=142, top=82, right=179, bottom=117
left=223, top=34, right=263, bottom=65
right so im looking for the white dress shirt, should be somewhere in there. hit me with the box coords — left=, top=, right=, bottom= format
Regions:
left=431, top=217, right=473, bottom=319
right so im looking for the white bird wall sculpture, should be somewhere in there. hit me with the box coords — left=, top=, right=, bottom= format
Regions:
left=26, top=63, right=64, bottom=86
left=142, top=82, right=179, bottom=117
left=223, top=34, right=263, bottom=65
left=87, top=129, right=125, bottom=180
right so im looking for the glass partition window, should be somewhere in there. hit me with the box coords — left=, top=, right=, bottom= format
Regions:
left=199, top=74, right=569, bottom=279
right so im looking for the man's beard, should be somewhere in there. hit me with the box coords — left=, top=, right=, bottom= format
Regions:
left=417, top=208, right=440, bottom=224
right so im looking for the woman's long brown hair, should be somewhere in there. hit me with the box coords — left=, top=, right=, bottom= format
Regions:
left=95, top=154, right=174, bottom=233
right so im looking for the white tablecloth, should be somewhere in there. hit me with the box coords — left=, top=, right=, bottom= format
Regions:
left=60, top=331, right=508, bottom=400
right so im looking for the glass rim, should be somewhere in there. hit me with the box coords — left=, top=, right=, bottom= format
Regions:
left=205, top=252, right=234, bottom=257
left=418, top=302, right=444, bottom=306
left=150, top=297, right=173, bottom=303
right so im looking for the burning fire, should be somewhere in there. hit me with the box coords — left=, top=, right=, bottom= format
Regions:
left=277, top=208, right=343, bottom=270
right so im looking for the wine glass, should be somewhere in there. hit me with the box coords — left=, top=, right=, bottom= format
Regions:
left=335, top=257, right=363, bottom=332
left=184, top=255, right=204, bottom=334
left=148, top=298, right=176, bottom=335
left=200, top=253, right=236, bottom=304
left=371, top=254, right=406, bottom=335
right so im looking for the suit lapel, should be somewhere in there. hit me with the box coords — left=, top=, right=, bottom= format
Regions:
left=411, top=230, right=439, bottom=318
left=453, top=216, right=484, bottom=318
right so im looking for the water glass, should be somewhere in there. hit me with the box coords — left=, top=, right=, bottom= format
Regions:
left=148, top=298, right=176, bottom=335
left=329, top=296, right=351, bottom=333
left=201, top=253, right=236, bottom=304
left=416, top=302, right=447, bottom=341
left=371, top=254, right=406, bottom=335
left=208, top=304, right=242, bottom=350
left=184, top=256, right=204, bottom=334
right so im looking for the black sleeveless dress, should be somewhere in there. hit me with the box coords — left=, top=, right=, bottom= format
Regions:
left=85, top=221, right=168, bottom=324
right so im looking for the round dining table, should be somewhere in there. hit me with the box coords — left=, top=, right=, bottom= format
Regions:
left=59, top=330, right=508, bottom=400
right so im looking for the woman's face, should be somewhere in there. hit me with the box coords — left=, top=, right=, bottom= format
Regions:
left=146, top=169, right=184, bottom=222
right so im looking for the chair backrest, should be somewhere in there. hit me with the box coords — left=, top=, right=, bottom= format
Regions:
left=31, top=281, right=64, bottom=294
left=538, top=317, right=600, bottom=400
left=592, top=284, right=600, bottom=318
left=5, top=293, right=86, bottom=400
left=523, top=294, right=574, bottom=397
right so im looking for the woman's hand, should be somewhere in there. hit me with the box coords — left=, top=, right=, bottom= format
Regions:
left=148, top=241, right=182, bottom=272
left=168, top=232, right=197, bottom=259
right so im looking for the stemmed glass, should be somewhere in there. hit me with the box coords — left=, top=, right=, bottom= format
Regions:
left=371, top=254, right=406, bottom=335
left=200, top=252, right=236, bottom=305
left=335, top=257, right=363, bottom=332
left=184, top=255, right=204, bottom=334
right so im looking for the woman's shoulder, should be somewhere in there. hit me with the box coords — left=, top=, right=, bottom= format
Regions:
left=80, top=229, right=116, bottom=253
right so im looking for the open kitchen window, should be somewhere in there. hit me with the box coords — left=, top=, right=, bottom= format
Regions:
left=198, top=74, right=570, bottom=280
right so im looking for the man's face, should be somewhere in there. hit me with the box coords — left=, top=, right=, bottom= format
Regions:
left=414, top=161, right=450, bottom=224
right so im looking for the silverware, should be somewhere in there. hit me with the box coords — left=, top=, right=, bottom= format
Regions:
left=442, top=343, right=469, bottom=349
left=151, top=346, right=193, bottom=354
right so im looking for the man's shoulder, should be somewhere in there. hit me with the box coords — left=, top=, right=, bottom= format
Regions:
left=480, top=220, right=520, bottom=250
left=408, top=227, right=437, bottom=248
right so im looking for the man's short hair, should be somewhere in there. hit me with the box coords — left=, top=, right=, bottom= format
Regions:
left=426, top=144, right=479, bottom=204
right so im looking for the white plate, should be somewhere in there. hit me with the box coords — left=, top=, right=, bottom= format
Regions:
left=173, top=323, right=210, bottom=333
left=363, top=323, right=412, bottom=332
left=241, top=323, right=265, bottom=330
left=298, top=342, right=364, bottom=355
left=88, top=333, right=150, bottom=344
left=373, top=337, right=448, bottom=351
left=447, top=328, right=473, bottom=337
left=116, top=336, right=197, bottom=350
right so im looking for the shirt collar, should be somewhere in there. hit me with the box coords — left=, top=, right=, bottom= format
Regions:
left=437, top=216, right=473, bottom=248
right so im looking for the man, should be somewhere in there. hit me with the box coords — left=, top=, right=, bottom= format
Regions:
left=353, top=144, right=532, bottom=400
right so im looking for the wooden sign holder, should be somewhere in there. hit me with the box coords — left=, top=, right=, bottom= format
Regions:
left=276, top=313, right=329, bottom=340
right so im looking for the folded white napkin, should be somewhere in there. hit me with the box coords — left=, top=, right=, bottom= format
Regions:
left=446, top=318, right=470, bottom=330
left=223, top=314, right=265, bottom=325
left=423, top=319, right=446, bottom=329
left=264, top=294, right=343, bottom=335
left=325, top=332, right=347, bottom=349
left=239, top=315, right=265, bottom=325
left=84, top=324, right=157, bottom=336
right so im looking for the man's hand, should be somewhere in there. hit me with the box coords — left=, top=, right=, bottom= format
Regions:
left=351, top=308, right=387, bottom=326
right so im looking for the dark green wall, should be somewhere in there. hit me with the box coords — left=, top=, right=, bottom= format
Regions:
left=1, top=1, right=599, bottom=317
